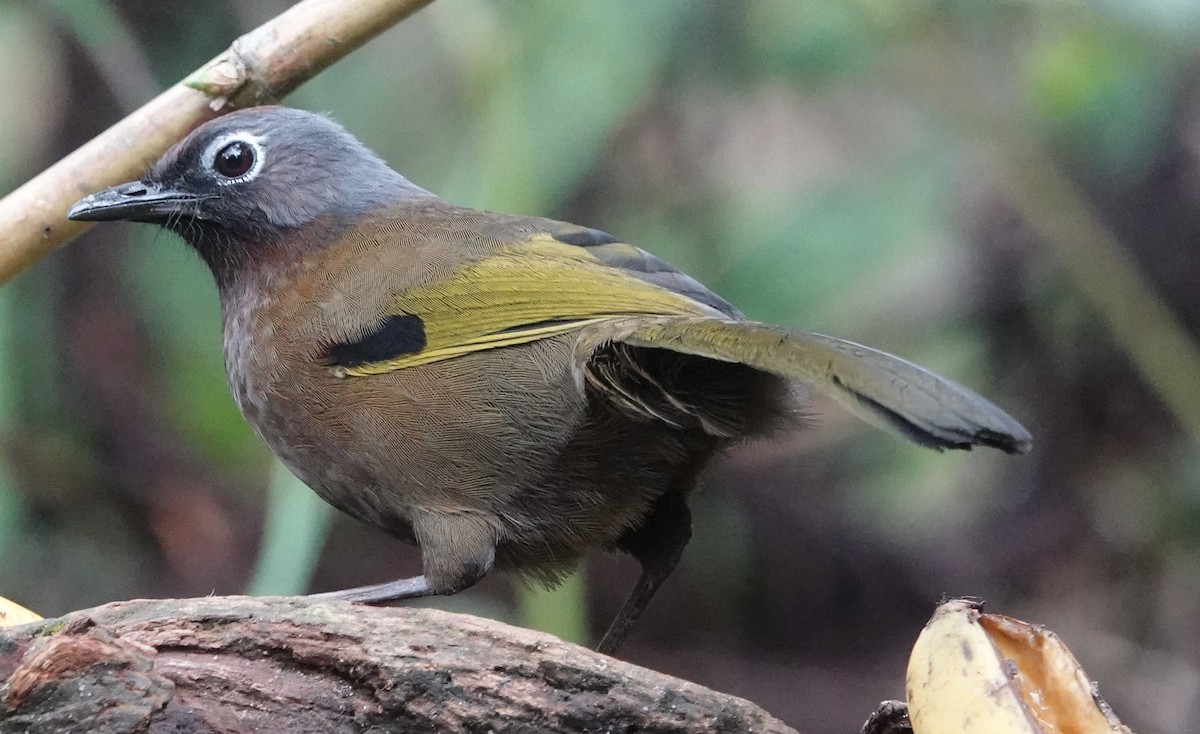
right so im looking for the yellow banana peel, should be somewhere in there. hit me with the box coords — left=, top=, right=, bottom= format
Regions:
left=906, top=598, right=1131, bottom=734
left=0, top=595, right=43, bottom=627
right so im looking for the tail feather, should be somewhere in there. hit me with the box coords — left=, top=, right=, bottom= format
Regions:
left=619, top=319, right=1032, bottom=454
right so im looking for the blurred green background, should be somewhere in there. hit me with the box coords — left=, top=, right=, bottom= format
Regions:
left=3, top=1, right=1200, bottom=731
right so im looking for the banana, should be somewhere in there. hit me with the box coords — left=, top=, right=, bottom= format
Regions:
left=905, top=598, right=1131, bottom=734
left=0, top=595, right=42, bottom=627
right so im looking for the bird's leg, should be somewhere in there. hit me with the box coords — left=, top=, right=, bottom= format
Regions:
left=309, top=510, right=496, bottom=605
left=309, top=575, right=438, bottom=603
left=597, top=491, right=692, bottom=655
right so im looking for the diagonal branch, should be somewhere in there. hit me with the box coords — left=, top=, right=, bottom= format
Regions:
left=0, top=0, right=435, bottom=286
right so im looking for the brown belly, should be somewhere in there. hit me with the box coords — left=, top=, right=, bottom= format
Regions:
left=231, top=332, right=723, bottom=578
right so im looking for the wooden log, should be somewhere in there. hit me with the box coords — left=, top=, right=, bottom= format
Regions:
left=0, top=596, right=798, bottom=733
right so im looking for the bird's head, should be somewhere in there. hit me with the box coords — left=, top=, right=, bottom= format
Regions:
left=68, top=106, right=428, bottom=280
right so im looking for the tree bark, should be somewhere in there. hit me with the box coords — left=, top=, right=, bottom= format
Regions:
left=0, top=596, right=797, bottom=733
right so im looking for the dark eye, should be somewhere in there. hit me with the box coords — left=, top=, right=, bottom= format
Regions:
left=213, top=141, right=255, bottom=178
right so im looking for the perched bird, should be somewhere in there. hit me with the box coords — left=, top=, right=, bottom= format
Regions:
left=69, top=106, right=1030, bottom=653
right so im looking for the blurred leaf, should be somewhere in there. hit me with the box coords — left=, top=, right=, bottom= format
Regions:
left=0, top=283, right=24, bottom=554
left=0, top=3, right=65, bottom=187
left=41, top=0, right=159, bottom=111
left=245, top=460, right=333, bottom=596
left=1091, top=0, right=1200, bottom=37
left=436, top=0, right=692, bottom=212
left=713, top=148, right=949, bottom=327
left=122, top=230, right=262, bottom=470
left=686, top=491, right=755, bottom=629
left=515, top=570, right=589, bottom=645
left=743, top=0, right=880, bottom=82
left=1021, top=17, right=1176, bottom=175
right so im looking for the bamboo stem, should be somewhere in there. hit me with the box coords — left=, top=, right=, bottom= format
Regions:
left=0, top=0, right=435, bottom=285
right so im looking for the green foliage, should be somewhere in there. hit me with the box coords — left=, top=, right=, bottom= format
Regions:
left=123, top=231, right=262, bottom=470
left=744, top=0, right=881, bottom=82
left=515, top=570, right=589, bottom=646
left=1021, top=15, right=1177, bottom=176
left=0, top=285, right=23, bottom=561
left=714, top=150, right=950, bottom=327
left=246, top=462, right=333, bottom=596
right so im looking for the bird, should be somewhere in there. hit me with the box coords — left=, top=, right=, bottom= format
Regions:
left=68, top=106, right=1031, bottom=654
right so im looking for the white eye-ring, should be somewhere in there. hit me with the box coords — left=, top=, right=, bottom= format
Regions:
left=203, top=131, right=266, bottom=185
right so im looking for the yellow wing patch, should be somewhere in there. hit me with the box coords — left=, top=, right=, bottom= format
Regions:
left=337, top=235, right=712, bottom=376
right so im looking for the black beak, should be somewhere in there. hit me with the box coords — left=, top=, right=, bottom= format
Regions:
left=68, top=180, right=201, bottom=223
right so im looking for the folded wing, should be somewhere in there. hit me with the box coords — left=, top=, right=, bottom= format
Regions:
left=322, top=231, right=1031, bottom=453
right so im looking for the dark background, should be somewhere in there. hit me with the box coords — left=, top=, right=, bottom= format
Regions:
left=2, top=1, right=1199, bottom=732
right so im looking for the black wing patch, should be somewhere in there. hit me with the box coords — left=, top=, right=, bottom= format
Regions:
left=325, top=314, right=426, bottom=367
